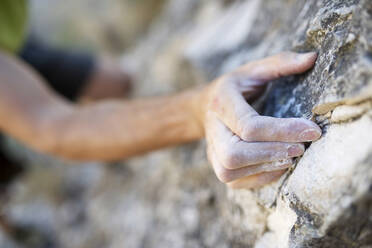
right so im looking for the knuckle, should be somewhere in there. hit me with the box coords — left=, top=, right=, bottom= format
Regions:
left=222, top=73, right=237, bottom=85
left=220, top=148, right=239, bottom=169
left=239, top=114, right=261, bottom=141
left=239, top=120, right=256, bottom=141
left=215, top=77, right=229, bottom=91
left=208, top=82, right=225, bottom=113
left=209, top=95, right=221, bottom=113
left=221, top=72, right=244, bottom=88
left=215, top=167, right=233, bottom=183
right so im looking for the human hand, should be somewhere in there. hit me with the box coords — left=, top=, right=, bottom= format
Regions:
left=201, top=52, right=321, bottom=189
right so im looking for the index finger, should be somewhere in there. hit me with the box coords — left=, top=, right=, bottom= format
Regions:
left=210, top=52, right=320, bottom=142
left=211, top=81, right=321, bottom=142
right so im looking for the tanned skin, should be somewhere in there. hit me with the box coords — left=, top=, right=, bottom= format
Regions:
left=0, top=51, right=321, bottom=189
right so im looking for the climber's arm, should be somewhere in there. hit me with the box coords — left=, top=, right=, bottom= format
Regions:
left=0, top=50, right=321, bottom=189
left=0, top=51, right=204, bottom=161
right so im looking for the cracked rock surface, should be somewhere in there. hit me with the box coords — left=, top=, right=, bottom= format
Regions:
left=0, top=0, right=371, bottom=247
left=186, top=0, right=372, bottom=247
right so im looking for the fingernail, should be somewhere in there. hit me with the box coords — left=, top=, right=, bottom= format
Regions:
left=288, top=144, right=304, bottom=157
left=299, top=129, right=321, bottom=141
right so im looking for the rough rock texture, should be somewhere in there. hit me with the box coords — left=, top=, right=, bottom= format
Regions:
left=1, top=0, right=371, bottom=248
left=185, top=0, right=372, bottom=247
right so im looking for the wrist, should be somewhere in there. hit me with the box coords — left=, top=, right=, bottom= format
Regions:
left=186, top=82, right=216, bottom=137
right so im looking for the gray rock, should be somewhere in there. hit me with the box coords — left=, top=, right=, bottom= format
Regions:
left=187, top=0, right=372, bottom=247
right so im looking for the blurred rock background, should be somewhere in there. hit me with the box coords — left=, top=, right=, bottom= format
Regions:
left=28, top=0, right=166, bottom=53
left=1, top=0, right=372, bottom=248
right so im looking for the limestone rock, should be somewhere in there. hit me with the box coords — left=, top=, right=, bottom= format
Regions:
left=186, top=0, right=372, bottom=247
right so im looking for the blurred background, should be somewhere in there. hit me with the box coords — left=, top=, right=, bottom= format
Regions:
left=29, top=0, right=166, bottom=54
left=0, top=0, right=235, bottom=248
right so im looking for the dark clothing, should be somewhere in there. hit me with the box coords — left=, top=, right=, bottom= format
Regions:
left=0, top=135, right=23, bottom=187
left=20, top=38, right=95, bottom=100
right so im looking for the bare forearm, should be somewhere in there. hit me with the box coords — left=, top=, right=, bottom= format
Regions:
left=0, top=52, right=205, bottom=161
left=46, top=90, right=204, bottom=160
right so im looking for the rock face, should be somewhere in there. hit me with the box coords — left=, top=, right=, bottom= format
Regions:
left=1, top=0, right=371, bottom=248
left=186, top=0, right=372, bottom=247
left=184, top=0, right=372, bottom=247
